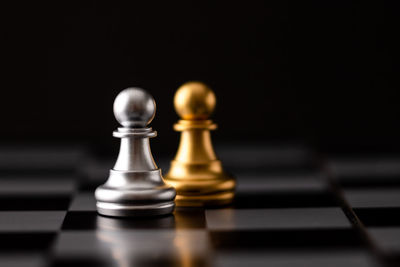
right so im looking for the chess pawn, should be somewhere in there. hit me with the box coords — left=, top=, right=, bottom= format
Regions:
left=95, top=88, right=176, bottom=217
left=165, top=82, right=235, bottom=206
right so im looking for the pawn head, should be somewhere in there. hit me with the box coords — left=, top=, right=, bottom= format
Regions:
left=113, top=87, right=156, bottom=128
left=174, top=81, right=216, bottom=120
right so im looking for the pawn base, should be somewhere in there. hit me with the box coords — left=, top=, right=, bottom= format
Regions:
left=95, top=169, right=176, bottom=217
left=165, top=160, right=236, bottom=207
left=174, top=191, right=234, bottom=207
left=96, top=201, right=175, bottom=217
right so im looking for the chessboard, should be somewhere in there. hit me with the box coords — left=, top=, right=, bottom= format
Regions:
left=0, top=143, right=399, bottom=267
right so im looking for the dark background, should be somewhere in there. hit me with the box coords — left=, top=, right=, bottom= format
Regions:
left=1, top=1, right=399, bottom=155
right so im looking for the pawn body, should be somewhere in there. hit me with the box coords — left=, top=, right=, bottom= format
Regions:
left=95, top=88, right=176, bottom=217
left=165, top=82, right=235, bottom=207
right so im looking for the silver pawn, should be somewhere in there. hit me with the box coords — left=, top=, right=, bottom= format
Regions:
left=95, top=88, right=176, bottom=217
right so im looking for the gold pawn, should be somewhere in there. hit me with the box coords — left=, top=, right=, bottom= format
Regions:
left=165, top=81, right=236, bottom=207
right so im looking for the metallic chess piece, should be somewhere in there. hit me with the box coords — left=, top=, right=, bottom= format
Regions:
left=95, top=88, right=176, bottom=217
left=165, top=82, right=236, bottom=207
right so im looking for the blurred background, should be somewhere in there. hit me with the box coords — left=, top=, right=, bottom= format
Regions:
left=1, top=1, right=399, bottom=156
